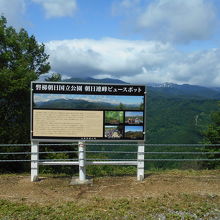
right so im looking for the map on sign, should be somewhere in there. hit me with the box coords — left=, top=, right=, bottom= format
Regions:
left=31, top=82, right=146, bottom=141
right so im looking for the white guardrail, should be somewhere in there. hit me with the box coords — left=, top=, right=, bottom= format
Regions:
left=0, top=142, right=219, bottom=183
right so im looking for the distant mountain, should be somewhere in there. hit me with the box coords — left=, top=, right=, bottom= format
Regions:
left=211, top=87, right=220, bottom=92
left=63, top=77, right=220, bottom=100
left=36, top=98, right=115, bottom=109
left=35, top=98, right=140, bottom=110
left=64, top=77, right=127, bottom=84
left=147, top=82, right=176, bottom=88
left=40, top=77, right=219, bottom=144
left=147, top=83, right=220, bottom=100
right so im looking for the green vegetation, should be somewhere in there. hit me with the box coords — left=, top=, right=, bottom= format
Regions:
left=146, top=92, right=219, bottom=144
left=39, top=145, right=78, bottom=175
left=0, top=170, right=219, bottom=219
left=0, top=16, right=51, bottom=172
left=125, top=131, right=143, bottom=139
left=86, top=162, right=136, bottom=177
left=202, top=103, right=220, bottom=168
left=105, top=111, right=124, bottom=124
left=0, top=195, right=219, bottom=220
left=0, top=16, right=50, bottom=144
left=203, top=103, right=220, bottom=144
left=45, top=73, right=62, bottom=82
left=0, top=16, right=219, bottom=173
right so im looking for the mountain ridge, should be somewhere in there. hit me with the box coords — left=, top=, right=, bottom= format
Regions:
left=35, top=98, right=140, bottom=110
left=63, top=77, right=220, bottom=100
left=41, top=76, right=219, bottom=143
left=64, top=77, right=127, bottom=84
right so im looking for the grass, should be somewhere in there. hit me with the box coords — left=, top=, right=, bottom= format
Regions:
left=0, top=168, right=218, bottom=177
left=0, top=169, right=219, bottom=219
left=0, top=193, right=219, bottom=219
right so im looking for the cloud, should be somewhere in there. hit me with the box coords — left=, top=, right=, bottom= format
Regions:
left=113, top=0, right=217, bottom=43
left=0, top=0, right=26, bottom=28
left=45, top=38, right=220, bottom=87
left=32, top=0, right=77, bottom=18
left=112, top=0, right=140, bottom=15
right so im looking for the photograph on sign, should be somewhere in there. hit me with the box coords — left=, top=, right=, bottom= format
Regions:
left=125, top=126, right=144, bottom=139
left=125, top=111, right=144, bottom=125
left=104, top=125, right=124, bottom=139
left=31, top=82, right=146, bottom=141
left=33, top=94, right=144, bottom=110
left=105, top=111, right=124, bottom=124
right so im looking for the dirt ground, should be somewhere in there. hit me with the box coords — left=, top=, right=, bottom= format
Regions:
left=0, top=170, right=219, bottom=205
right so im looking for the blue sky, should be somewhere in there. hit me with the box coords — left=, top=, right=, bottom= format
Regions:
left=1, top=0, right=220, bottom=86
left=125, top=112, right=143, bottom=117
left=125, top=126, right=143, bottom=132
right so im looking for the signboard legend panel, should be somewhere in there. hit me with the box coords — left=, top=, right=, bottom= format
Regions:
left=31, top=82, right=146, bottom=141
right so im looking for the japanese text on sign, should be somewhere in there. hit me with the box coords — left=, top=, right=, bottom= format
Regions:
left=33, top=83, right=145, bottom=96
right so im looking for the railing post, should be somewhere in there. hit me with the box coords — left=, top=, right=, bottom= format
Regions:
left=31, top=141, right=39, bottom=182
left=137, top=142, right=145, bottom=181
left=70, top=141, right=93, bottom=185
left=78, top=141, right=86, bottom=182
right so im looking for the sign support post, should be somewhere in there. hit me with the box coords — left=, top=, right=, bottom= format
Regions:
left=70, top=141, right=93, bottom=185
left=78, top=141, right=86, bottom=182
left=31, top=141, right=39, bottom=182
left=137, top=142, right=145, bottom=181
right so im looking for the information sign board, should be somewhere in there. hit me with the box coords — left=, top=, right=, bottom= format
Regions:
left=31, top=82, right=146, bottom=141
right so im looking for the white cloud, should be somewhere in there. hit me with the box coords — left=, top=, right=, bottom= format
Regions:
left=32, top=0, right=77, bottom=18
left=0, top=0, right=26, bottom=28
left=45, top=38, right=220, bottom=87
left=113, top=0, right=217, bottom=43
left=120, top=0, right=140, bottom=8
left=112, top=0, right=140, bottom=15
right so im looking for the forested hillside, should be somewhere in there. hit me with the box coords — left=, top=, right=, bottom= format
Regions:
left=0, top=16, right=219, bottom=172
left=66, top=77, right=219, bottom=144
left=146, top=88, right=219, bottom=143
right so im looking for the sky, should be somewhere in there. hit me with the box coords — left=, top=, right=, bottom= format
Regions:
left=1, top=0, right=220, bottom=87
left=125, top=126, right=143, bottom=132
left=125, top=112, right=143, bottom=117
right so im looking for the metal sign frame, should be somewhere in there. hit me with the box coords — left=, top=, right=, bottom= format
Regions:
left=31, top=81, right=146, bottom=142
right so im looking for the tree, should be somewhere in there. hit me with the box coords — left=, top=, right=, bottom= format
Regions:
left=204, top=111, right=220, bottom=144
left=45, top=73, right=62, bottom=82
left=203, top=102, right=220, bottom=168
left=140, top=97, right=144, bottom=110
left=0, top=16, right=50, bottom=144
left=118, top=102, right=125, bottom=110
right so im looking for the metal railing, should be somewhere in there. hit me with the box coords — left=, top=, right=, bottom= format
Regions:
left=0, top=143, right=219, bottom=163
left=1, top=142, right=219, bottom=182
